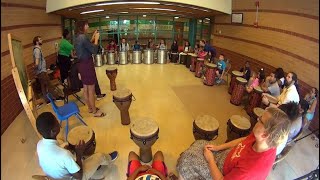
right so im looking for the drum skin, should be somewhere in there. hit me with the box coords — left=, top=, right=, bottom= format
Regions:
left=230, top=77, right=247, bottom=106
left=67, top=126, right=96, bottom=156
left=250, top=107, right=265, bottom=128
left=192, top=115, right=219, bottom=141
left=106, top=68, right=117, bottom=91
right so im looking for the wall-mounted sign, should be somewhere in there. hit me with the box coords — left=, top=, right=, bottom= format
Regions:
left=231, top=13, right=243, bottom=24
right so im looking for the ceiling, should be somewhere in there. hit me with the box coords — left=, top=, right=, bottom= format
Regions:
left=51, top=1, right=227, bottom=20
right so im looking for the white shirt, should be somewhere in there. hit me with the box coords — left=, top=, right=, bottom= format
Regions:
left=277, top=84, right=300, bottom=105
left=119, top=43, right=129, bottom=52
left=37, top=138, right=80, bottom=179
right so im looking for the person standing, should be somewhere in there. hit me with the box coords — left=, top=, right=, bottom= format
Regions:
left=58, top=29, right=75, bottom=84
left=74, top=20, right=105, bottom=117
left=33, top=36, right=64, bottom=104
left=199, top=40, right=217, bottom=63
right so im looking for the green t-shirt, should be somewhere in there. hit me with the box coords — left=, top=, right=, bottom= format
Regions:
left=58, top=38, right=74, bottom=57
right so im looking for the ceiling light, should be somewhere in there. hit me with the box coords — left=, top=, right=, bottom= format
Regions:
left=164, top=3, right=210, bottom=12
left=174, top=16, right=179, bottom=19
left=95, top=1, right=160, bottom=6
left=199, top=20, right=202, bottom=22
left=80, top=9, right=104, bottom=14
left=205, top=18, right=210, bottom=20
left=105, top=16, right=110, bottom=18
left=143, top=15, right=147, bottom=17
left=132, top=8, right=152, bottom=10
left=153, top=8, right=176, bottom=11
left=119, top=12, right=128, bottom=14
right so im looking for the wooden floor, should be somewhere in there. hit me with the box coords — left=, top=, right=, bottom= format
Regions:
left=1, top=63, right=319, bottom=179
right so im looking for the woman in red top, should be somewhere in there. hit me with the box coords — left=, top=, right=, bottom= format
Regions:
left=106, top=39, right=118, bottom=53
left=175, top=107, right=290, bottom=180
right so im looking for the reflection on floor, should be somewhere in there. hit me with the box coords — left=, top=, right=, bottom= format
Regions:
left=1, top=64, right=319, bottom=180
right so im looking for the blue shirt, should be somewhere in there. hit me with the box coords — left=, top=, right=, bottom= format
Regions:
left=74, top=34, right=98, bottom=61
left=33, top=45, right=47, bottom=75
left=204, top=44, right=217, bottom=57
left=133, top=44, right=141, bottom=51
left=217, top=60, right=226, bottom=70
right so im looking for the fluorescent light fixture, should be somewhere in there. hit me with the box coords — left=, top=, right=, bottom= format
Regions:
left=80, top=9, right=104, bottom=14
left=105, top=16, right=110, bottom=18
left=153, top=8, right=176, bottom=11
left=132, top=8, right=152, bottom=10
left=143, top=15, right=147, bottom=17
left=164, top=3, right=210, bottom=12
left=174, top=16, right=179, bottom=19
left=119, top=12, right=129, bottom=14
left=205, top=18, right=210, bottom=20
left=96, top=1, right=160, bottom=6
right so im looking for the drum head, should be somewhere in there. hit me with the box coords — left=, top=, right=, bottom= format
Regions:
left=131, top=117, right=159, bottom=137
left=68, top=126, right=93, bottom=145
left=188, top=53, right=197, bottom=57
left=106, top=66, right=117, bottom=71
left=197, top=58, right=204, bottom=61
left=113, top=88, right=131, bottom=98
left=253, top=108, right=265, bottom=117
left=232, top=71, right=243, bottom=76
left=254, top=86, right=263, bottom=93
left=266, top=94, right=278, bottom=104
left=236, top=77, right=247, bottom=83
left=230, top=115, right=251, bottom=130
left=195, top=115, right=219, bottom=131
left=180, top=53, right=187, bottom=56
left=205, top=63, right=217, bottom=68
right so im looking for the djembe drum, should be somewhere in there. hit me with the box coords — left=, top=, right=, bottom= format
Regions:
left=106, top=67, right=117, bottom=91
left=193, top=115, right=219, bottom=141
left=230, top=77, right=248, bottom=106
left=228, top=71, right=243, bottom=94
left=226, top=115, right=251, bottom=142
left=130, top=117, right=159, bottom=163
left=180, top=53, right=187, bottom=64
left=186, top=53, right=192, bottom=68
left=246, top=86, right=263, bottom=116
left=261, top=94, right=279, bottom=109
left=171, top=52, right=179, bottom=63
left=195, top=58, right=205, bottom=78
left=67, top=126, right=96, bottom=156
left=113, top=88, right=134, bottom=125
left=251, top=107, right=265, bottom=128
left=203, top=63, right=217, bottom=86
left=189, top=53, right=198, bottom=72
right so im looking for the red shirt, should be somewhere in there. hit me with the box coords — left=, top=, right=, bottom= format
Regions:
left=106, top=44, right=117, bottom=52
left=223, top=133, right=276, bottom=180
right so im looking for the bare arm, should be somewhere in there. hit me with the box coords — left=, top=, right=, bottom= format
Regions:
left=308, top=99, right=317, bottom=113
left=208, top=159, right=224, bottom=180
left=217, top=137, right=246, bottom=150
left=71, top=154, right=83, bottom=179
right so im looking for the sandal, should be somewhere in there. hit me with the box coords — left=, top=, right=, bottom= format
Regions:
left=168, top=173, right=178, bottom=180
left=93, top=108, right=106, bottom=117
left=89, top=107, right=99, bottom=113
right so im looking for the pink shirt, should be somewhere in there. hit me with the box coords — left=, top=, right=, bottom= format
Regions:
left=250, top=78, right=259, bottom=88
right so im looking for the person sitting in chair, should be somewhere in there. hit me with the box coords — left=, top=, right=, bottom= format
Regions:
left=215, top=54, right=227, bottom=84
left=127, top=151, right=168, bottom=180
left=36, top=112, right=119, bottom=180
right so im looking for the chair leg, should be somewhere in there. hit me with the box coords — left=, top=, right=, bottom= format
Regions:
left=73, top=94, right=85, bottom=105
left=65, top=119, right=69, bottom=141
left=76, top=113, right=87, bottom=126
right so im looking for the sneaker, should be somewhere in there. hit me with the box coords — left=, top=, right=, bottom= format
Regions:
left=109, top=151, right=118, bottom=161
left=97, top=94, right=106, bottom=101
left=55, top=96, right=64, bottom=102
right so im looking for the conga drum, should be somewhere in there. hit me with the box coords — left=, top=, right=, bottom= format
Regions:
left=180, top=53, right=187, bottom=64
left=113, top=88, right=133, bottom=125
left=193, top=115, right=219, bottom=141
left=246, top=86, right=263, bottom=116
left=186, top=53, right=192, bottom=68
left=189, top=53, right=198, bottom=72
left=203, top=63, right=217, bottom=86
left=251, top=107, right=265, bottom=128
left=171, top=52, right=179, bottom=63
left=130, top=117, right=159, bottom=163
left=67, top=126, right=96, bottom=156
left=119, top=51, right=128, bottom=65
left=107, top=52, right=116, bottom=65
left=195, top=58, right=205, bottom=78
left=226, top=115, right=251, bottom=142
left=106, top=67, right=117, bottom=91
left=230, top=77, right=248, bottom=106
left=228, top=71, right=243, bottom=94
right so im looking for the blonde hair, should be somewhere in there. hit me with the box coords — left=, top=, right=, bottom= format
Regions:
left=264, top=107, right=291, bottom=148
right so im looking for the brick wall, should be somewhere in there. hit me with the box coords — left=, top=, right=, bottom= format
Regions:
left=1, top=0, right=62, bottom=135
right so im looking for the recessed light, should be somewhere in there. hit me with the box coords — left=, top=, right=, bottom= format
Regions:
left=105, top=16, right=110, bottom=18
left=205, top=18, right=210, bottom=20
left=80, top=9, right=104, bottom=14
left=119, top=12, right=129, bottom=14
left=174, top=16, right=179, bottom=19
left=143, top=15, right=147, bottom=17
left=96, top=2, right=160, bottom=6
left=199, top=20, right=202, bottom=22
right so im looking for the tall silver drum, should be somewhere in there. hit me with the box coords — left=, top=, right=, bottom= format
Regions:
left=103, top=53, right=108, bottom=64
left=143, top=49, right=154, bottom=64
left=132, top=51, right=142, bottom=64
left=107, top=52, right=115, bottom=65
left=157, top=50, right=167, bottom=64
left=119, top=51, right=128, bottom=65
left=94, top=54, right=103, bottom=67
